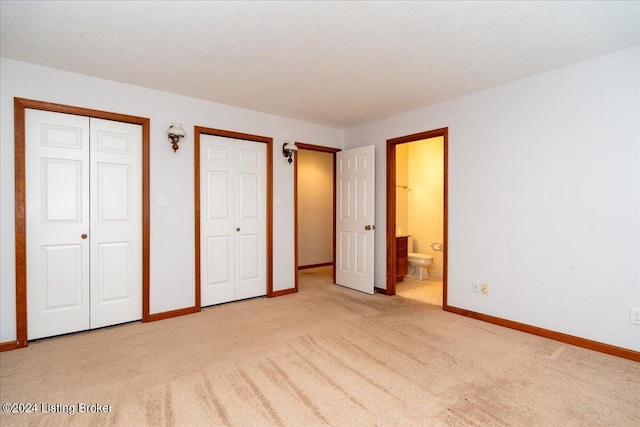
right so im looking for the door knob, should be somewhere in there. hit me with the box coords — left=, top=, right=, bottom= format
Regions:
left=236, top=227, right=241, bottom=232
left=81, top=234, right=88, bottom=239
left=364, top=225, right=371, bottom=230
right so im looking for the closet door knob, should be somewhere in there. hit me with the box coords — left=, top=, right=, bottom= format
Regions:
left=81, top=234, right=88, bottom=239
left=364, top=225, right=372, bottom=230
left=236, top=227, right=241, bottom=232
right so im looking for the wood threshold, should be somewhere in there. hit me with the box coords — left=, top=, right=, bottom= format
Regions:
left=147, top=306, right=199, bottom=322
left=444, top=305, right=640, bottom=362
left=298, top=262, right=333, bottom=270
left=13, top=98, right=151, bottom=348
left=194, top=126, right=274, bottom=306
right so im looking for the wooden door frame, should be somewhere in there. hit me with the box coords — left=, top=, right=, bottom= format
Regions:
left=194, top=126, right=274, bottom=306
left=293, top=143, right=340, bottom=291
left=385, top=128, right=448, bottom=308
left=13, top=98, right=151, bottom=349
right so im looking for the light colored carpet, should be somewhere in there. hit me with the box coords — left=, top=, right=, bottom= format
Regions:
left=1, top=266, right=638, bottom=426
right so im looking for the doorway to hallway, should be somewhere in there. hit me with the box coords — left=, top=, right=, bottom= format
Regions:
left=294, top=143, right=340, bottom=290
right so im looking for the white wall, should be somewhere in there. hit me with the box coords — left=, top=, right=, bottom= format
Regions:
left=345, top=46, right=640, bottom=351
left=0, top=58, right=343, bottom=342
left=297, top=149, right=334, bottom=266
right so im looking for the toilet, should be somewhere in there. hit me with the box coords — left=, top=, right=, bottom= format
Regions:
left=406, top=237, right=433, bottom=280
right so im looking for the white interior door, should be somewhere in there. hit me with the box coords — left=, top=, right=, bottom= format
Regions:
left=201, top=135, right=266, bottom=306
left=26, top=110, right=142, bottom=340
left=89, top=118, right=142, bottom=328
left=234, top=140, right=267, bottom=300
left=26, top=109, right=91, bottom=339
left=335, top=145, right=375, bottom=294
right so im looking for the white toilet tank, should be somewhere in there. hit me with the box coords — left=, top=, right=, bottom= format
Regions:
left=407, top=236, right=433, bottom=260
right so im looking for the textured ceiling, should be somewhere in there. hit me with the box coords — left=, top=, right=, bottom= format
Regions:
left=1, top=1, right=638, bottom=128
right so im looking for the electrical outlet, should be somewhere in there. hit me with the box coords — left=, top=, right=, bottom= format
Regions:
left=158, top=195, right=166, bottom=207
left=480, top=283, right=489, bottom=295
left=630, top=307, right=640, bottom=325
left=472, top=281, right=480, bottom=293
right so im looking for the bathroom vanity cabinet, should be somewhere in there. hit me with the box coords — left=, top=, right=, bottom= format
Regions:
left=396, top=236, right=408, bottom=282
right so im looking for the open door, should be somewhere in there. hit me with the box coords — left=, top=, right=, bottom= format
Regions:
left=335, top=145, right=375, bottom=294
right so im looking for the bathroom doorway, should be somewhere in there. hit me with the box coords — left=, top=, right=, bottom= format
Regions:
left=294, top=143, right=340, bottom=291
left=386, top=128, right=448, bottom=308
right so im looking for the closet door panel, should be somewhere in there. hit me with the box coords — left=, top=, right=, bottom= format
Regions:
left=26, top=109, right=91, bottom=340
left=201, top=136, right=266, bottom=304
left=201, top=137, right=235, bottom=306
left=90, top=118, right=142, bottom=328
left=234, top=140, right=266, bottom=300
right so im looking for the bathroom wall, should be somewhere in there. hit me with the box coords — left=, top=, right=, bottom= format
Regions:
left=408, top=137, right=444, bottom=277
left=395, top=144, right=409, bottom=235
left=297, top=149, right=334, bottom=266
left=344, top=46, right=640, bottom=351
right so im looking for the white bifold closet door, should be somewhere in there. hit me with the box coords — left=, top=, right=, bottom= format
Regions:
left=26, top=109, right=142, bottom=340
left=200, top=135, right=266, bottom=307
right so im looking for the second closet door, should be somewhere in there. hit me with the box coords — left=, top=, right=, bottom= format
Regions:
left=201, top=135, right=267, bottom=307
